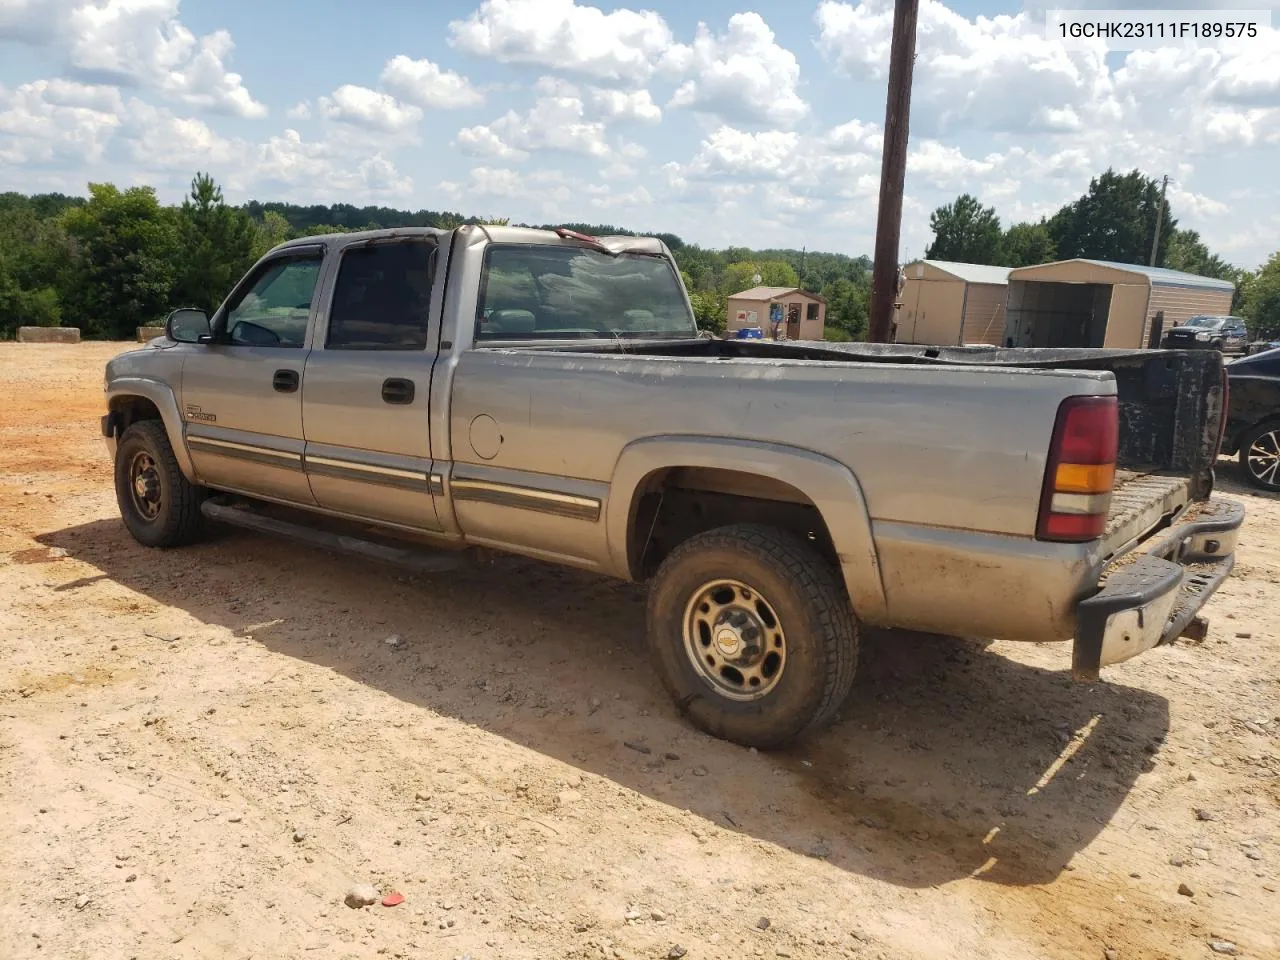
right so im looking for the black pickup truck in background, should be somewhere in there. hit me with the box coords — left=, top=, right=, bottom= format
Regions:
left=1162, top=315, right=1249, bottom=354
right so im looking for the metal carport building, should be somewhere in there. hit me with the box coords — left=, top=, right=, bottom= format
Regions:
left=894, top=260, right=1012, bottom=346
left=1003, top=259, right=1235, bottom=350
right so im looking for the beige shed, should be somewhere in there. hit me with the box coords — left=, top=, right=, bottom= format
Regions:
left=894, top=260, right=1012, bottom=346
left=725, top=287, right=826, bottom=340
left=1004, top=259, right=1235, bottom=349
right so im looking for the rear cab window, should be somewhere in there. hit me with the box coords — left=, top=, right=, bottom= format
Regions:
left=475, top=244, right=696, bottom=342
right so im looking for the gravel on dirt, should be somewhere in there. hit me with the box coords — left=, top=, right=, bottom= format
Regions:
left=1, top=343, right=1278, bottom=960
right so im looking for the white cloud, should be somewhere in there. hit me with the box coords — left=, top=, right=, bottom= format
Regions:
left=589, top=87, right=661, bottom=123
left=0, top=0, right=77, bottom=43
left=462, top=89, right=612, bottom=158
left=454, top=124, right=530, bottom=160
left=318, top=84, right=422, bottom=133
left=0, top=0, right=267, bottom=118
left=253, top=130, right=413, bottom=200
left=286, top=101, right=311, bottom=120
left=816, top=0, right=1115, bottom=135
left=826, top=119, right=882, bottom=154
left=0, top=78, right=122, bottom=166
left=667, top=13, right=808, bottom=127
left=116, top=97, right=242, bottom=171
left=908, top=140, right=999, bottom=188
left=678, top=126, right=803, bottom=181
left=1168, top=184, right=1230, bottom=219
left=449, top=0, right=682, bottom=84
left=440, top=166, right=574, bottom=215
left=380, top=55, right=485, bottom=109
left=590, top=183, right=652, bottom=209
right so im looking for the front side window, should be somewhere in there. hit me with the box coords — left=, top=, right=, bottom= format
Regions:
left=476, top=244, right=696, bottom=341
left=327, top=241, right=434, bottom=350
left=224, top=254, right=323, bottom=348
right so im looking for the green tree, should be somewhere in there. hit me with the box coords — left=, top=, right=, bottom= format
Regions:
left=61, top=183, right=180, bottom=338
left=1240, top=252, right=1280, bottom=339
left=253, top=210, right=291, bottom=258
left=1000, top=221, right=1056, bottom=267
left=822, top=277, right=869, bottom=340
left=721, top=260, right=798, bottom=295
left=1163, top=228, right=1233, bottom=279
left=0, top=198, right=71, bottom=335
left=689, top=289, right=727, bottom=334
left=925, top=194, right=1003, bottom=264
left=1046, top=168, right=1176, bottom=265
left=1164, top=228, right=1249, bottom=311
left=722, top=262, right=759, bottom=295
left=173, top=173, right=259, bottom=313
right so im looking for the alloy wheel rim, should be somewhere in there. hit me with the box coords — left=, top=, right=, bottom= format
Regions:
left=1247, top=430, right=1280, bottom=487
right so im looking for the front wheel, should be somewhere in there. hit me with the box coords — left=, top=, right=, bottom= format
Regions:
left=646, top=524, right=859, bottom=749
left=114, top=420, right=208, bottom=547
left=1239, top=422, right=1280, bottom=491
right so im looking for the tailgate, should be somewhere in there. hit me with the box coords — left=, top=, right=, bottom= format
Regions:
left=1100, top=470, right=1191, bottom=556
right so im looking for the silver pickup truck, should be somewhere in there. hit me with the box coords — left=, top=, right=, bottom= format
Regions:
left=102, top=225, right=1245, bottom=748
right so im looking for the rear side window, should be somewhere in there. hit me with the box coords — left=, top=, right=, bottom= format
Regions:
left=327, top=242, right=435, bottom=350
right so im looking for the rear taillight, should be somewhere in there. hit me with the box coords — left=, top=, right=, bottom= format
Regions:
left=1037, top=395, right=1119, bottom=542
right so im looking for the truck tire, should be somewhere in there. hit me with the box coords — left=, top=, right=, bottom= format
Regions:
left=646, top=523, right=859, bottom=749
left=114, top=420, right=207, bottom=548
left=1239, top=421, right=1280, bottom=491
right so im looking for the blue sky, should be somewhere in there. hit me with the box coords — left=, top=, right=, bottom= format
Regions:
left=2, top=0, right=1278, bottom=268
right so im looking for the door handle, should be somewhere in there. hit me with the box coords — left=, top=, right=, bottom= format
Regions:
left=381, top=378, right=415, bottom=405
left=273, top=369, right=299, bottom=393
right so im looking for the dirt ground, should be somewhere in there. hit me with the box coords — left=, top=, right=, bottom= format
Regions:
left=1, top=342, right=1277, bottom=960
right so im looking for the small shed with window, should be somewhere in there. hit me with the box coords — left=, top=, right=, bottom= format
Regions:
left=725, top=287, right=826, bottom=340
left=1003, top=259, right=1235, bottom=349
left=894, top=260, right=1012, bottom=346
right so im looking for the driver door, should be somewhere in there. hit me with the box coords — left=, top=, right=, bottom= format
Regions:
left=180, top=246, right=326, bottom=505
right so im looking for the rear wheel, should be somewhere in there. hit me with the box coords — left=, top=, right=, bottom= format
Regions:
left=114, top=420, right=208, bottom=547
left=1239, top=422, right=1280, bottom=491
left=646, top=523, right=859, bottom=749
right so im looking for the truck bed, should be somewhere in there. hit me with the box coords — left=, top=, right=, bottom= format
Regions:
left=536, top=337, right=1228, bottom=507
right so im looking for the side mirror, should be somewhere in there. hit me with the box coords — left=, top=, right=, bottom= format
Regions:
left=165, top=307, right=211, bottom=343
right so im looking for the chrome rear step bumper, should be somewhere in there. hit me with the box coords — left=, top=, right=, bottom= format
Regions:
left=1073, top=497, right=1245, bottom=681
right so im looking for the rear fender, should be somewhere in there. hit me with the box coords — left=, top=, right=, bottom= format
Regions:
left=607, top=435, right=888, bottom=621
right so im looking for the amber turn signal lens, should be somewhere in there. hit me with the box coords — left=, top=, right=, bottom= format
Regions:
left=1054, top=462, right=1116, bottom=494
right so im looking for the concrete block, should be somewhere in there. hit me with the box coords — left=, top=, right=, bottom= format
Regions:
left=16, top=326, right=81, bottom=343
left=137, top=326, right=166, bottom=342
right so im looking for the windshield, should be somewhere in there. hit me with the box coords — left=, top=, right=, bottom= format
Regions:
left=476, top=244, right=696, bottom=341
left=1181, top=316, right=1224, bottom=329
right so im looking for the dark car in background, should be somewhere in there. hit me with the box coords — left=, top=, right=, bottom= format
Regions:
left=1224, top=348, right=1280, bottom=491
left=1163, top=315, right=1249, bottom=353
left=1247, top=338, right=1280, bottom=355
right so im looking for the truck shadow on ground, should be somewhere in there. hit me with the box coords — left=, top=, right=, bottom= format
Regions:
left=41, top=518, right=1170, bottom=891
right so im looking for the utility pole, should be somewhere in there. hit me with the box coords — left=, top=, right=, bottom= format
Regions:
left=1149, top=174, right=1169, bottom=267
left=868, top=0, right=920, bottom=343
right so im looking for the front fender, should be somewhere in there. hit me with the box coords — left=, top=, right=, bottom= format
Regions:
left=606, top=435, right=888, bottom=622
left=106, top=377, right=196, bottom=481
